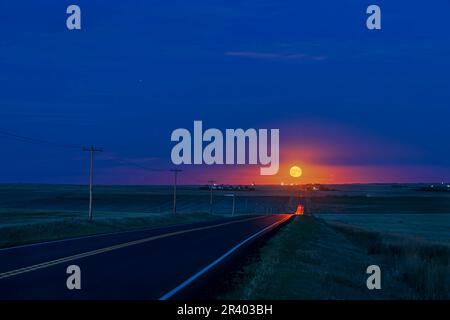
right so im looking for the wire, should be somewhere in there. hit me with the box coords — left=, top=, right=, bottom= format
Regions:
left=114, top=158, right=168, bottom=172
left=0, top=127, right=263, bottom=182
left=102, top=152, right=168, bottom=172
left=0, top=128, right=171, bottom=173
left=0, top=128, right=82, bottom=150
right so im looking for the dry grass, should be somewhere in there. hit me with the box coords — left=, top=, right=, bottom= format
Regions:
left=222, top=216, right=448, bottom=300
left=221, top=216, right=393, bottom=300
left=0, top=213, right=220, bottom=249
left=327, top=221, right=450, bottom=300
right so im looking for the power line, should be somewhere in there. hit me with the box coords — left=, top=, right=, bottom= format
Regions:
left=93, top=151, right=169, bottom=173
left=106, top=155, right=168, bottom=172
left=0, top=128, right=260, bottom=188
left=0, top=128, right=82, bottom=150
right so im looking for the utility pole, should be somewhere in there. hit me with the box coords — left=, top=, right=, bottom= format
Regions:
left=224, top=193, right=236, bottom=216
left=207, top=180, right=216, bottom=215
left=170, top=169, right=182, bottom=215
left=232, top=193, right=236, bottom=216
left=83, top=145, right=103, bottom=221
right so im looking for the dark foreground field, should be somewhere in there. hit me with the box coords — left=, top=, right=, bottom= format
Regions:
left=0, top=184, right=292, bottom=248
left=0, top=183, right=449, bottom=300
left=222, top=216, right=450, bottom=300
left=2, top=183, right=450, bottom=248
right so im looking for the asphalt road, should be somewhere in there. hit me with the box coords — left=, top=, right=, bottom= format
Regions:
left=0, top=214, right=291, bottom=300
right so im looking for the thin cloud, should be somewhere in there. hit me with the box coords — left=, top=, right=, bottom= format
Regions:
left=225, top=51, right=327, bottom=61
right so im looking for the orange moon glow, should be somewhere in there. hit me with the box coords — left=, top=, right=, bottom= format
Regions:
left=289, top=166, right=303, bottom=178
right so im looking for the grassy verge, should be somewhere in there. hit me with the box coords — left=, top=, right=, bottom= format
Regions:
left=0, top=212, right=221, bottom=249
left=221, top=216, right=394, bottom=299
left=221, top=215, right=449, bottom=300
left=327, top=221, right=450, bottom=299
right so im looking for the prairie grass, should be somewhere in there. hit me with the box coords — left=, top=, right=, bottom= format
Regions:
left=326, top=221, right=450, bottom=299
left=221, top=216, right=393, bottom=300
left=222, top=216, right=449, bottom=300
left=0, top=212, right=220, bottom=249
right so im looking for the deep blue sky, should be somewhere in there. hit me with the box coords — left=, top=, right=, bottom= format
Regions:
left=0, top=1, right=449, bottom=184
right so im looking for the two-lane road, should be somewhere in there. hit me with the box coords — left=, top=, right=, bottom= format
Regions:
left=0, top=214, right=291, bottom=300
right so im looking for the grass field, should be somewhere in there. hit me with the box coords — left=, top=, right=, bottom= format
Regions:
left=0, top=184, right=293, bottom=226
left=0, top=184, right=291, bottom=248
left=318, top=213, right=450, bottom=243
left=222, top=214, right=450, bottom=300
left=222, top=216, right=449, bottom=300
left=1, top=183, right=450, bottom=299
left=326, top=220, right=450, bottom=299
left=0, top=212, right=221, bottom=249
left=1, top=183, right=450, bottom=245
left=0, top=184, right=294, bottom=248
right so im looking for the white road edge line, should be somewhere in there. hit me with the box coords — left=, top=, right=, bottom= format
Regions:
left=159, top=214, right=292, bottom=300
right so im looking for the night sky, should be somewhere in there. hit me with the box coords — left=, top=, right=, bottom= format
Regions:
left=1, top=0, right=449, bottom=184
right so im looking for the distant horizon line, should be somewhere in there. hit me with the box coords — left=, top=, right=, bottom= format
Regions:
left=0, top=182, right=446, bottom=187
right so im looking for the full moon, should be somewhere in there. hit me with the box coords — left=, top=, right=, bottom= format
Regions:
left=289, top=166, right=303, bottom=178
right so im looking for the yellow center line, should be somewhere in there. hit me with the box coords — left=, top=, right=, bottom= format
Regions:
left=0, top=215, right=273, bottom=280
